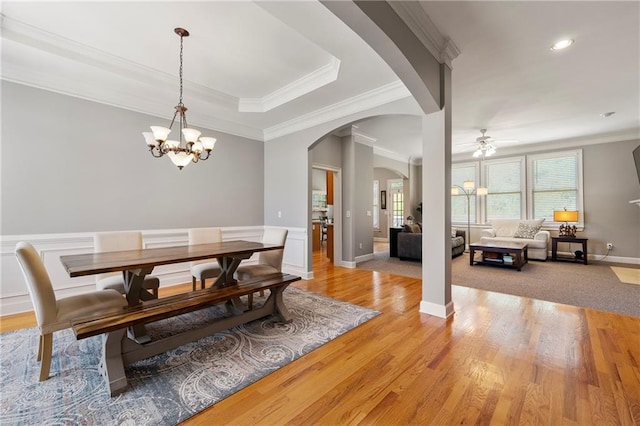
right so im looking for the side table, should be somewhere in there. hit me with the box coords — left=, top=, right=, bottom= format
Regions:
left=389, top=227, right=403, bottom=258
left=551, top=237, right=588, bottom=265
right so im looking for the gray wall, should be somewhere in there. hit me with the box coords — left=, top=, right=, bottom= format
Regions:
left=353, top=142, right=374, bottom=258
left=1, top=82, right=265, bottom=235
left=583, top=139, right=639, bottom=257
left=373, top=167, right=402, bottom=239
left=311, top=134, right=342, bottom=169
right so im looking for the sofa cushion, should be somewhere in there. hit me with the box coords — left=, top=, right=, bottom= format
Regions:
left=514, top=222, right=542, bottom=239
left=490, top=218, right=545, bottom=237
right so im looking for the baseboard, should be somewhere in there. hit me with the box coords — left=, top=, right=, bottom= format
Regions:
left=355, top=253, right=375, bottom=264
left=341, top=260, right=357, bottom=268
left=373, top=237, right=388, bottom=242
left=556, top=251, right=640, bottom=265
left=419, top=300, right=455, bottom=319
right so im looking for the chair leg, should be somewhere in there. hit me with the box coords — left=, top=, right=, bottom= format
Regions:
left=248, top=292, right=253, bottom=310
left=192, top=277, right=197, bottom=291
left=39, top=333, right=53, bottom=381
left=201, top=278, right=206, bottom=290
left=37, top=335, right=44, bottom=361
left=259, top=290, right=264, bottom=297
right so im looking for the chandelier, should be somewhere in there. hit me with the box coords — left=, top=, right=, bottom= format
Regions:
left=142, top=28, right=216, bottom=170
left=472, top=129, right=497, bottom=158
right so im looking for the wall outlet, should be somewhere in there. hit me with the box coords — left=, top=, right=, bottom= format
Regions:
left=359, top=243, right=363, bottom=249
left=277, top=211, right=282, bottom=218
left=606, top=243, right=613, bottom=250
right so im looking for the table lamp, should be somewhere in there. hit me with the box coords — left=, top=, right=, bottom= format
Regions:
left=553, top=208, right=578, bottom=237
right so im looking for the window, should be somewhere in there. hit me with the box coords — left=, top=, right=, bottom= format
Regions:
left=483, top=157, right=525, bottom=221
left=451, top=163, right=478, bottom=223
left=388, top=179, right=404, bottom=227
left=528, top=150, right=582, bottom=224
left=373, top=180, right=379, bottom=229
left=452, top=149, right=583, bottom=227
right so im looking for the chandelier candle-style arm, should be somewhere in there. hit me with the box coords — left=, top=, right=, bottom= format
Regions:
left=142, top=27, right=217, bottom=170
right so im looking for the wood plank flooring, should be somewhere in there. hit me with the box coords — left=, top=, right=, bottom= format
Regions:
left=2, top=245, right=639, bottom=425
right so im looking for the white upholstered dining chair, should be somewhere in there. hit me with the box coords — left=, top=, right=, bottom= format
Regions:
left=188, top=227, right=222, bottom=290
left=94, top=231, right=160, bottom=297
left=14, top=241, right=127, bottom=381
left=236, top=228, right=288, bottom=308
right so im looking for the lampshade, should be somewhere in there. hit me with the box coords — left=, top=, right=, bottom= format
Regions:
left=168, top=151, right=194, bottom=169
left=553, top=210, right=579, bottom=222
left=476, top=187, right=489, bottom=195
left=463, top=180, right=475, bottom=190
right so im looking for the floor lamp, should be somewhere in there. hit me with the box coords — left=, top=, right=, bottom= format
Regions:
left=452, top=180, right=488, bottom=251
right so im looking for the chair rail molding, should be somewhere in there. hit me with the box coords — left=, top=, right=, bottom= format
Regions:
left=1, top=225, right=308, bottom=316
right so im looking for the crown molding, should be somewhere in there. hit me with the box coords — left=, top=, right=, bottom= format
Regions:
left=263, top=80, right=411, bottom=140
left=387, top=2, right=460, bottom=68
left=352, top=130, right=376, bottom=146
left=239, top=57, right=340, bottom=112
left=374, top=146, right=410, bottom=163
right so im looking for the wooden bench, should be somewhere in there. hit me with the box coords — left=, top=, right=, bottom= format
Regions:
left=72, top=273, right=300, bottom=396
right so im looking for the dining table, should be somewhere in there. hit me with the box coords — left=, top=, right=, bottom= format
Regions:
left=59, top=240, right=284, bottom=342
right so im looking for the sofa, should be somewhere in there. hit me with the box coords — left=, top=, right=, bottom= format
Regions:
left=397, top=224, right=466, bottom=261
left=480, top=218, right=550, bottom=260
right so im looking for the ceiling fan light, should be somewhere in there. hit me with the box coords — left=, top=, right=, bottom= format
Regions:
left=472, top=150, right=482, bottom=158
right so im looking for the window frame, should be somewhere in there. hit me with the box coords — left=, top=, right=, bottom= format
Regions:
left=452, top=149, right=584, bottom=229
left=526, top=149, right=584, bottom=229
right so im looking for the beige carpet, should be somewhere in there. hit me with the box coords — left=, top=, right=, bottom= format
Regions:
left=358, top=251, right=640, bottom=317
left=611, top=266, right=640, bottom=285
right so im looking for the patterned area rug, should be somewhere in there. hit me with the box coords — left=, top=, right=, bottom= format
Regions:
left=0, top=287, right=379, bottom=425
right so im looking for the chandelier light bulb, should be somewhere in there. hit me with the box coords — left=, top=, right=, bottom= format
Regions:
left=142, top=132, right=158, bottom=147
left=150, top=126, right=171, bottom=142
left=199, top=137, right=217, bottom=151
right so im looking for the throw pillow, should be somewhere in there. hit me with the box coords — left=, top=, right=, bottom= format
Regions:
left=451, top=227, right=457, bottom=238
left=403, top=224, right=413, bottom=233
left=409, top=224, right=421, bottom=233
left=514, top=222, right=542, bottom=239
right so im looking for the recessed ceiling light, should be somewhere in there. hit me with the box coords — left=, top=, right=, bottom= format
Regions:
left=551, top=39, right=574, bottom=51
left=600, top=112, right=615, bottom=118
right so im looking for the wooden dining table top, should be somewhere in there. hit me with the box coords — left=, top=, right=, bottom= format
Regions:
left=60, top=240, right=283, bottom=278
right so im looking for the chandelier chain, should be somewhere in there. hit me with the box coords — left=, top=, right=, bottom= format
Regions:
left=179, top=33, right=184, bottom=106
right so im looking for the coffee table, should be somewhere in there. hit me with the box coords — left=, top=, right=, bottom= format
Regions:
left=469, top=241, right=529, bottom=271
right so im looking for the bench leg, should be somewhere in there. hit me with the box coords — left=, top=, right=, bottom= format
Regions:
left=100, top=329, right=128, bottom=397
left=271, top=285, right=292, bottom=323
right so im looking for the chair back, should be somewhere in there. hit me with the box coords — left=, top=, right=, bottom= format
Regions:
left=14, top=242, right=57, bottom=328
left=188, top=228, right=222, bottom=267
left=259, top=228, right=288, bottom=271
left=94, top=231, right=143, bottom=282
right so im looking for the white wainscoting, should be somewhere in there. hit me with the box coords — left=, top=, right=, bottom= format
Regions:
left=1, top=226, right=308, bottom=316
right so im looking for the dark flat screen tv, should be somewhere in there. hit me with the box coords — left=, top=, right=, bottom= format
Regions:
left=634, top=144, right=640, bottom=185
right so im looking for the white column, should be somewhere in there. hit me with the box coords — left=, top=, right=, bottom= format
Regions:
left=419, top=110, right=453, bottom=318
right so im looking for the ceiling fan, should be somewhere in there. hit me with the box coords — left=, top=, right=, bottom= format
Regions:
left=456, top=129, right=519, bottom=158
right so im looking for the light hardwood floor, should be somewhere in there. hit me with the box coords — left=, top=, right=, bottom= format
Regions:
left=2, top=247, right=639, bottom=425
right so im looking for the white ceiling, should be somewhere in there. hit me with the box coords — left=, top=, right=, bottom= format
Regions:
left=2, top=1, right=639, bottom=162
